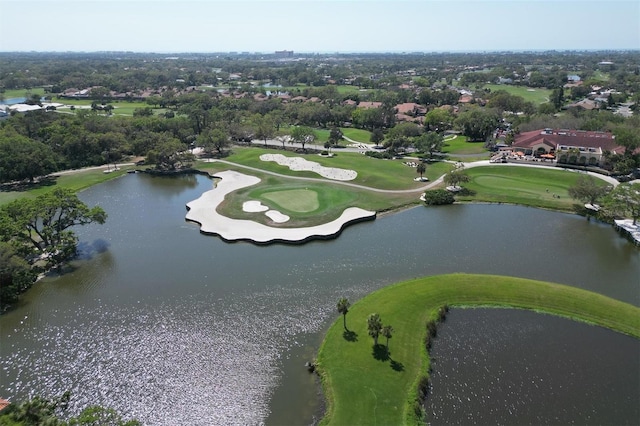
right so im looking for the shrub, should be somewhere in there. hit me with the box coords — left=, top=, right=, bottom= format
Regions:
left=364, top=150, right=393, bottom=159
left=422, top=189, right=455, bottom=205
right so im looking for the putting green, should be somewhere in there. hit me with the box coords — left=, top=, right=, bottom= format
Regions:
left=261, top=189, right=319, bottom=213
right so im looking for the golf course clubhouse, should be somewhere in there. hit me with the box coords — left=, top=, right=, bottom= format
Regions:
left=510, top=128, right=622, bottom=166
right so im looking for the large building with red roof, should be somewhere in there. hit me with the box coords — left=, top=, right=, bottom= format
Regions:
left=511, top=128, right=624, bottom=167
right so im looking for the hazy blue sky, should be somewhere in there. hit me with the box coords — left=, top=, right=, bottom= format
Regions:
left=1, top=0, right=638, bottom=53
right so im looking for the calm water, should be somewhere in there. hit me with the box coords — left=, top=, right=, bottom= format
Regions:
left=427, top=309, right=640, bottom=425
left=0, top=173, right=638, bottom=425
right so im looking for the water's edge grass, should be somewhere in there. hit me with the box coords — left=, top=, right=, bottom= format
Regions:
left=316, top=273, right=640, bottom=425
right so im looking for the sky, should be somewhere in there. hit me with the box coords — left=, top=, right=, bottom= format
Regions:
left=0, top=0, right=638, bottom=53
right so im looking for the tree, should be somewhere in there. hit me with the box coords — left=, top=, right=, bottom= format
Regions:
left=0, top=133, right=58, bottom=183
left=147, top=137, right=194, bottom=170
left=568, top=175, right=611, bottom=205
left=68, top=405, right=141, bottom=425
left=0, top=242, right=36, bottom=310
left=252, top=114, right=276, bottom=146
left=414, top=132, right=444, bottom=158
left=367, top=313, right=383, bottom=346
left=0, top=392, right=139, bottom=426
left=604, top=182, right=640, bottom=225
left=422, top=189, right=455, bottom=205
left=0, top=391, right=70, bottom=425
left=443, top=169, right=470, bottom=189
left=613, top=126, right=640, bottom=159
left=381, top=324, right=394, bottom=349
left=551, top=87, right=565, bottom=110
left=416, top=163, right=426, bottom=181
left=336, top=297, right=351, bottom=330
left=196, top=128, right=230, bottom=156
left=290, top=126, right=316, bottom=150
left=370, top=128, right=385, bottom=145
left=328, top=127, right=343, bottom=149
left=455, top=108, right=500, bottom=142
left=1, top=188, right=107, bottom=267
left=424, top=108, right=453, bottom=132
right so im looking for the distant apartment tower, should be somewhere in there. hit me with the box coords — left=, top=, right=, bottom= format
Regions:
left=275, top=50, right=294, bottom=58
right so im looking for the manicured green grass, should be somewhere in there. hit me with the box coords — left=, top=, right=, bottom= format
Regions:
left=317, top=273, right=640, bottom=426
left=198, top=162, right=423, bottom=226
left=340, top=128, right=372, bottom=143
left=441, top=135, right=490, bottom=156
left=54, top=99, right=154, bottom=116
left=261, top=189, right=319, bottom=212
left=2, top=87, right=46, bottom=99
left=482, top=84, right=552, bottom=105
left=592, top=70, right=610, bottom=82
left=457, top=166, right=609, bottom=211
left=0, top=166, right=133, bottom=206
left=223, top=147, right=452, bottom=191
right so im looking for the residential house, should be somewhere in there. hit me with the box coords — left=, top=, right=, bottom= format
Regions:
left=357, top=101, right=382, bottom=109
left=394, top=102, right=426, bottom=123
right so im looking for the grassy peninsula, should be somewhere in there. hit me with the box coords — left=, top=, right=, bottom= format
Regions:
left=316, top=273, right=640, bottom=425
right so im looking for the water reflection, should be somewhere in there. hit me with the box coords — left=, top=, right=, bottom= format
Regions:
left=426, top=309, right=640, bottom=425
left=0, top=174, right=637, bottom=425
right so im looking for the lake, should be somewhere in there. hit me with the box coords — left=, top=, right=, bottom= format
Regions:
left=0, top=173, right=637, bottom=425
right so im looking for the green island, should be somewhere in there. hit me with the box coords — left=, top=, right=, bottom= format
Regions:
left=316, top=273, right=640, bottom=425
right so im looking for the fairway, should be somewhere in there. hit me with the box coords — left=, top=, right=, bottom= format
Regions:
left=317, top=273, right=640, bottom=426
left=261, top=189, right=319, bottom=212
left=441, top=135, right=489, bottom=156
left=225, top=147, right=450, bottom=190
left=457, top=166, right=610, bottom=211
left=482, top=84, right=552, bottom=105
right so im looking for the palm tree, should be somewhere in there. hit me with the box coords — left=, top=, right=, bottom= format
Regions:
left=382, top=325, right=394, bottom=349
left=416, top=163, right=426, bottom=181
left=337, top=297, right=351, bottom=330
left=367, top=313, right=383, bottom=345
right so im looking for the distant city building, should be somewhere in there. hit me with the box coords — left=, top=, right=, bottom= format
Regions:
left=275, top=50, right=294, bottom=58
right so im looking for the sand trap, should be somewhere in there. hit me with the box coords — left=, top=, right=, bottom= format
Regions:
left=265, top=210, right=290, bottom=223
left=243, top=201, right=269, bottom=212
left=243, top=200, right=290, bottom=223
left=185, top=170, right=375, bottom=244
left=260, top=153, right=357, bottom=181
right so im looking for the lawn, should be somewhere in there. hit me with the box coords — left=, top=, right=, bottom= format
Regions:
left=217, top=178, right=380, bottom=227
left=317, top=273, right=640, bottom=426
left=340, top=127, right=372, bottom=143
left=456, top=166, right=609, bottom=211
left=261, top=189, right=319, bottom=212
left=441, top=135, right=490, bottom=156
left=2, top=87, right=46, bottom=99
left=482, top=84, right=552, bottom=105
left=221, top=147, right=452, bottom=191
left=592, top=70, right=610, bottom=82
left=53, top=98, right=154, bottom=116
left=0, top=166, right=133, bottom=206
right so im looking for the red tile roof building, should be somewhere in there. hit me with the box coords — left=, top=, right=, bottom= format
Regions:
left=512, top=128, right=623, bottom=166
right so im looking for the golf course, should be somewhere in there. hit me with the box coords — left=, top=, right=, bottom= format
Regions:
left=316, top=273, right=640, bottom=425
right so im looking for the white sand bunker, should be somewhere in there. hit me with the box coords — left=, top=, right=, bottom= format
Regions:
left=185, top=170, right=375, bottom=244
left=265, top=210, right=289, bottom=223
left=243, top=201, right=269, bottom=212
left=260, top=154, right=357, bottom=181
left=243, top=200, right=290, bottom=223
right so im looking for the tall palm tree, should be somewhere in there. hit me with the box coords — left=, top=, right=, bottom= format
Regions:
left=416, top=163, right=426, bottom=181
left=337, top=297, right=351, bottom=330
left=367, top=313, right=383, bottom=345
left=382, top=325, right=394, bottom=349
